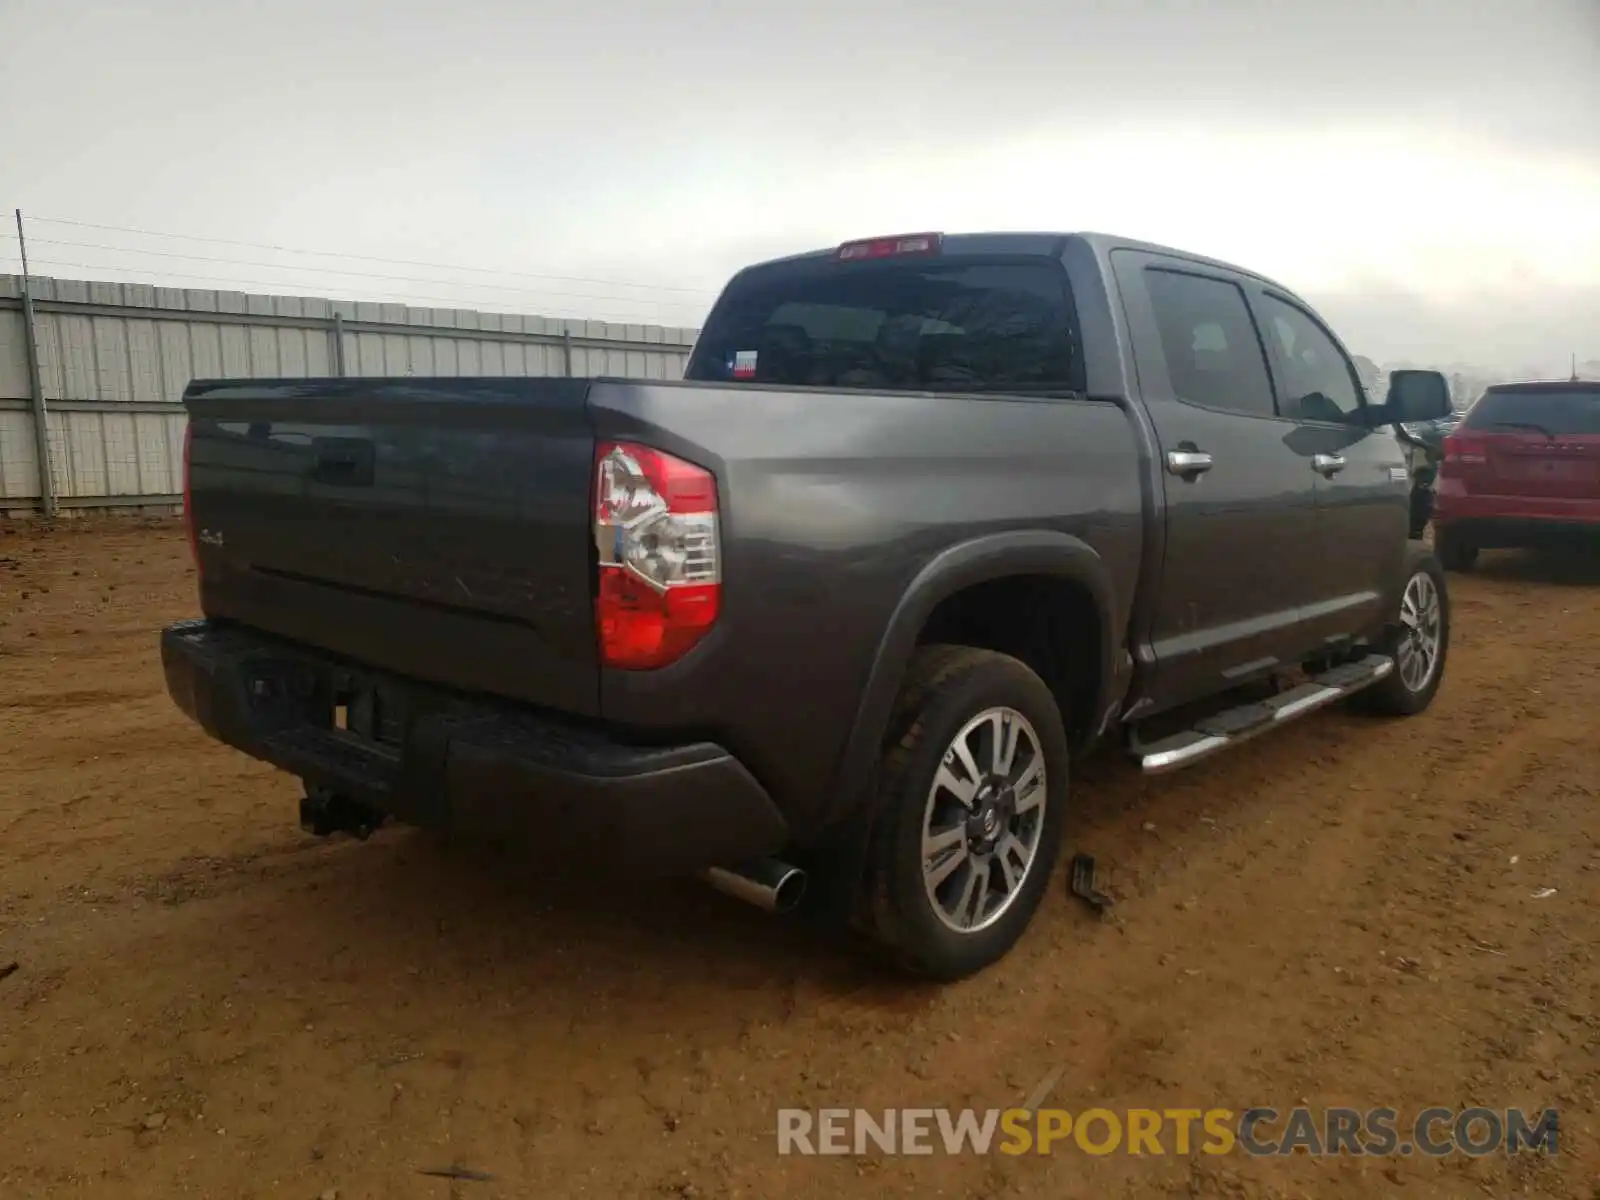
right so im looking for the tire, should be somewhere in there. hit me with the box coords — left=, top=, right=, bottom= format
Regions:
left=1354, top=547, right=1450, bottom=717
left=1408, top=483, right=1434, bottom=541
left=1435, top=527, right=1478, bottom=572
left=854, top=644, right=1070, bottom=981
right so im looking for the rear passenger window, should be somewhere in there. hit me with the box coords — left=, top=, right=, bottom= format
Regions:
left=1144, top=269, right=1277, bottom=418
left=1260, top=296, right=1364, bottom=424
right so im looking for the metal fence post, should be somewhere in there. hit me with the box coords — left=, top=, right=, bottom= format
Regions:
left=331, top=311, right=347, bottom=376
left=15, top=210, right=55, bottom=518
left=562, top=330, right=574, bottom=378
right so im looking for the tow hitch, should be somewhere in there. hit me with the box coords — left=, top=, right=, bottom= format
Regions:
left=299, top=785, right=387, bottom=840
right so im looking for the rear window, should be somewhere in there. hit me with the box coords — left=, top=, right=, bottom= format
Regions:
left=684, top=258, right=1084, bottom=394
left=1462, top=386, right=1600, bottom=436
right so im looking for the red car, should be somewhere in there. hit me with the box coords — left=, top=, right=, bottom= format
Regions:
left=1433, top=379, right=1600, bottom=570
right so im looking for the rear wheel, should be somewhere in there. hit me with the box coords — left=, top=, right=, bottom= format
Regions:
left=1435, top=527, right=1479, bottom=572
left=855, top=645, right=1069, bottom=980
left=1355, top=549, right=1450, bottom=717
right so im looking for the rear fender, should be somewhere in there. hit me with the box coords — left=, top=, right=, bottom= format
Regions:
left=829, top=529, right=1121, bottom=821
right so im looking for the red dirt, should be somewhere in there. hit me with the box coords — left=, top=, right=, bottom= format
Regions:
left=2, top=519, right=1597, bottom=1199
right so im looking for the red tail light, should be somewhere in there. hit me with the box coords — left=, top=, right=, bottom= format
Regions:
left=1443, top=433, right=1488, bottom=466
left=181, top=418, right=198, bottom=564
left=593, top=441, right=721, bottom=670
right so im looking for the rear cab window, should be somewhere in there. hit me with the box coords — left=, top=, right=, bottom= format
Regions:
left=1462, top=384, right=1600, bottom=436
left=685, top=252, right=1085, bottom=395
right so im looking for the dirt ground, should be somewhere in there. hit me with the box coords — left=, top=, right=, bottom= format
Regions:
left=1, top=519, right=1597, bottom=1200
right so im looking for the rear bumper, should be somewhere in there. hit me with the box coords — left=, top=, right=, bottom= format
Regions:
left=1435, top=488, right=1600, bottom=532
left=160, top=619, right=789, bottom=874
left=1434, top=494, right=1600, bottom=547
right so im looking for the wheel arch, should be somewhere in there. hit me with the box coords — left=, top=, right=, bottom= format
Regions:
left=828, top=530, right=1122, bottom=825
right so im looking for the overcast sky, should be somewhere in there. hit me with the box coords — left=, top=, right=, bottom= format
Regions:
left=2, top=0, right=1597, bottom=373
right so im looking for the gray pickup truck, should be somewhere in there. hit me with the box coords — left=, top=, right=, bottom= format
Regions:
left=162, top=231, right=1455, bottom=979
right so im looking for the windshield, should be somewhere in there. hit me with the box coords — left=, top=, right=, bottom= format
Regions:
left=684, top=257, right=1084, bottom=394
left=1462, top=386, right=1600, bottom=436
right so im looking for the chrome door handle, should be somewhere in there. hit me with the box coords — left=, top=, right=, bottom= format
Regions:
left=1312, top=453, right=1347, bottom=477
left=1166, top=449, right=1213, bottom=477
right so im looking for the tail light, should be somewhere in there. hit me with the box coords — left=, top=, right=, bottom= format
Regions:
left=593, top=441, right=721, bottom=670
left=1442, top=433, right=1488, bottom=466
left=181, top=418, right=198, bottom=564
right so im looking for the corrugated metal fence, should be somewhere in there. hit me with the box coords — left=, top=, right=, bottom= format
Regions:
left=0, top=273, right=701, bottom=516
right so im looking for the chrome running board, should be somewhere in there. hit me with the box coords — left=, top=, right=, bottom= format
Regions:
left=1133, top=654, right=1394, bottom=775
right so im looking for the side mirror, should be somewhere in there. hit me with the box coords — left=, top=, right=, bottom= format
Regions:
left=1377, top=369, right=1452, bottom=425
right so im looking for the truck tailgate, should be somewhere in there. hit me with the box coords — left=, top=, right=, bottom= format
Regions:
left=184, top=378, right=600, bottom=716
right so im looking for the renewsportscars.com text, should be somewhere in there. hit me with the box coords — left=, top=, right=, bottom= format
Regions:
left=776, top=1106, right=1559, bottom=1158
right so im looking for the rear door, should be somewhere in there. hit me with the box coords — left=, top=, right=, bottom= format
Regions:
left=186, top=377, right=602, bottom=715
left=1113, top=250, right=1324, bottom=710
left=1457, top=384, right=1600, bottom=504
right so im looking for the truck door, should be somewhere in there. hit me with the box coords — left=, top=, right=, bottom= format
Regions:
left=1253, top=290, right=1409, bottom=646
left=1112, top=250, right=1325, bottom=712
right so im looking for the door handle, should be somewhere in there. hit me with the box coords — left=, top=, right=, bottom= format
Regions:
left=1165, top=449, right=1213, bottom=478
left=1312, top=453, right=1347, bottom=477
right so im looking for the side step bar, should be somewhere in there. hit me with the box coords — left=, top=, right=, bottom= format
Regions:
left=1133, top=654, right=1394, bottom=775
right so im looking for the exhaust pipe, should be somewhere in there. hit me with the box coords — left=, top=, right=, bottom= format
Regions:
left=699, top=858, right=808, bottom=914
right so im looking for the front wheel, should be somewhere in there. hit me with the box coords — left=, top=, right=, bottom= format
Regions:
left=855, top=645, right=1070, bottom=980
left=1435, top=526, right=1479, bottom=572
left=1408, top=485, right=1435, bottom=540
left=1354, top=549, right=1450, bottom=717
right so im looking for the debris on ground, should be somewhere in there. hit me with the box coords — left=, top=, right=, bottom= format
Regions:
left=417, top=1165, right=495, bottom=1183
left=1069, top=853, right=1114, bottom=914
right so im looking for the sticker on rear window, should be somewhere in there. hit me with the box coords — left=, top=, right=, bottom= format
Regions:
left=730, top=350, right=758, bottom=379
